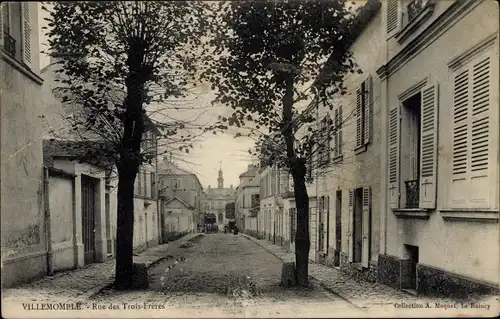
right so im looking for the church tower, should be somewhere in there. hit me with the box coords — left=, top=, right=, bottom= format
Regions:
left=217, top=162, right=224, bottom=189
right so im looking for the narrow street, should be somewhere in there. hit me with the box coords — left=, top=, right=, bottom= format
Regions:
left=91, top=233, right=364, bottom=317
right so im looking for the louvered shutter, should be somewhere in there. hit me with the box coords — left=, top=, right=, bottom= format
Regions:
left=419, top=84, right=439, bottom=209
left=21, top=3, right=32, bottom=67
left=338, top=106, right=343, bottom=155
left=347, top=190, right=354, bottom=262
left=469, top=56, right=492, bottom=206
left=356, top=87, right=363, bottom=148
left=451, top=67, right=469, bottom=206
left=364, top=76, right=373, bottom=145
left=361, top=186, right=371, bottom=268
left=386, top=0, right=401, bottom=36
left=333, top=109, right=339, bottom=156
left=388, top=106, right=400, bottom=208
left=0, top=3, right=4, bottom=47
left=326, top=195, right=330, bottom=253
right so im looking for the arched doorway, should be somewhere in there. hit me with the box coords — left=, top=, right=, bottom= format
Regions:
left=218, top=212, right=223, bottom=223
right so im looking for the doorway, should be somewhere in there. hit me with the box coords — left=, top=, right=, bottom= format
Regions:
left=81, top=175, right=97, bottom=265
left=353, top=188, right=363, bottom=264
left=334, top=190, right=342, bottom=266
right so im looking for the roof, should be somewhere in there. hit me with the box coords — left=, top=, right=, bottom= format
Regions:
left=164, top=196, right=195, bottom=210
left=203, top=187, right=236, bottom=199
left=242, top=176, right=260, bottom=188
left=314, top=0, right=381, bottom=89
left=157, top=161, right=204, bottom=191
left=239, top=165, right=258, bottom=178
left=43, top=139, right=114, bottom=169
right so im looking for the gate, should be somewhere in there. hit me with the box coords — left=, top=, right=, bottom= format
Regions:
left=81, top=175, right=97, bottom=264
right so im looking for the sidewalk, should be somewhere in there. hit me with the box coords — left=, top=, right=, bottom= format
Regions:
left=1, top=233, right=202, bottom=304
left=241, top=234, right=498, bottom=312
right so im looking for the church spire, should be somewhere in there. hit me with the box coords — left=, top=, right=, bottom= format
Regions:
left=217, top=162, right=224, bottom=189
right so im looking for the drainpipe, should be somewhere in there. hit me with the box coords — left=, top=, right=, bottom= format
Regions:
left=43, top=167, right=54, bottom=276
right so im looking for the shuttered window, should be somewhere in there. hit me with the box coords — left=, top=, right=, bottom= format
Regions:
left=451, top=53, right=494, bottom=208
left=21, top=3, right=31, bottom=65
left=347, top=190, right=354, bottom=262
left=419, top=84, right=438, bottom=208
left=356, top=76, right=373, bottom=150
left=387, top=0, right=401, bottom=36
left=361, top=186, right=371, bottom=268
left=388, top=106, right=400, bottom=208
left=333, top=106, right=343, bottom=157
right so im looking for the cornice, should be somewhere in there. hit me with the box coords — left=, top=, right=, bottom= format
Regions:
left=377, top=0, right=482, bottom=81
left=447, top=33, right=497, bottom=71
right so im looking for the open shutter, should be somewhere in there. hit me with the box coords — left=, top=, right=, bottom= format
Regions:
left=451, top=67, right=469, bottom=206
left=386, top=0, right=401, bottom=36
left=347, top=190, right=354, bottom=262
left=364, top=76, right=373, bottom=145
left=338, top=106, right=343, bottom=155
left=388, top=106, right=400, bottom=208
left=333, top=109, right=339, bottom=156
left=21, top=3, right=32, bottom=67
left=361, top=187, right=371, bottom=268
left=325, top=196, right=330, bottom=253
left=0, top=4, right=4, bottom=47
left=356, top=88, right=363, bottom=148
left=419, top=84, right=439, bottom=209
left=469, top=55, right=491, bottom=207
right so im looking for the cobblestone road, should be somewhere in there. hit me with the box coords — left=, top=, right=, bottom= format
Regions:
left=2, top=232, right=498, bottom=318
left=91, top=233, right=364, bottom=317
left=242, top=234, right=499, bottom=317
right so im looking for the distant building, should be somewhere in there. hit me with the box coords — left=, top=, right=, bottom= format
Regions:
left=201, top=165, right=236, bottom=227
left=157, top=158, right=203, bottom=225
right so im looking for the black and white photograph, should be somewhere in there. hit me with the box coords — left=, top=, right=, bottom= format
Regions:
left=1, top=0, right=499, bottom=318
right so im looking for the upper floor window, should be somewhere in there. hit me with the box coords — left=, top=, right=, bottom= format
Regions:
left=355, top=76, right=373, bottom=153
left=1, top=3, right=32, bottom=67
left=386, top=0, right=435, bottom=39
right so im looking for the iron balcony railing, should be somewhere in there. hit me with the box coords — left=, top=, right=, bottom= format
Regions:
left=405, top=179, right=420, bottom=208
left=407, top=0, right=429, bottom=22
left=4, top=34, right=16, bottom=57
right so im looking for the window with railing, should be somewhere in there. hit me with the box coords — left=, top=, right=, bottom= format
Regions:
left=407, top=0, right=429, bottom=22
left=404, top=180, right=419, bottom=208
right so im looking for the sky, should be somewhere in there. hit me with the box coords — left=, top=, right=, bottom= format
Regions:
left=37, top=3, right=257, bottom=189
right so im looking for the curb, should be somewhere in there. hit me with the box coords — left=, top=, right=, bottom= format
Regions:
left=241, top=233, right=367, bottom=311
left=83, top=232, right=204, bottom=301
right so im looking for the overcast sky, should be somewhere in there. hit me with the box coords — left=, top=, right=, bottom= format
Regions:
left=37, top=3, right=257, bottom=189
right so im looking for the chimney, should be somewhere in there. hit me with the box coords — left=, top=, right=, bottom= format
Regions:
left=230, top=184, right=233, bottom=189
left=247, top=164, right=253, bottom=169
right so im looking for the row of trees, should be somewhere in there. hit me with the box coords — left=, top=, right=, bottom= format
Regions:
left=44, top=0, right=367, bottom=289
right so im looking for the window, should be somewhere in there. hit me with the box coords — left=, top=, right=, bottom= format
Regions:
left=290, top=208, right=296, bottom=243
left=150, top=172, right=156, bottom=198
left=251, top=194, right=260, bottom=207
left=172, top=178, right=180, bottom=190
left=386, top=0, right=435, bottom=38
left=317, top=116, right=331, bottom=166
left=137, top=170, right=143, bottom=196
left=388, top=83, right=438, bottom=210
left=355, top=76, right=373, bottom=152
left=333, top=106, right=343, bottom=158
left=143, top=171, right=148, bottom=197
left=450, top=53, right=494, bottom=209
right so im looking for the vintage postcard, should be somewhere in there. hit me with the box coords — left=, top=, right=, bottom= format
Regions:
left=1, top=0, right=499, bottom=318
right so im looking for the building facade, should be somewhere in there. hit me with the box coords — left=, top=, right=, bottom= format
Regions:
left=377, top=0, right=499, bottom=295
left=201, top=167, right=236, bottom=228
left=1, top=2, right=46, bottom=287
left=157, top=159, right=204, bottom=225
left=315, top=0, right=383, bottom=281
left=235, top=164, right=260, bottom=231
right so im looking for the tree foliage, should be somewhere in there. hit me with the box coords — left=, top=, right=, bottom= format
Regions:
left=203, top=0, right=363, bottom=172
left=43, top=1, right=212, bottom=171
left=42, top=1, right=212, bottom=289
left=203, top=0, right=365, bottom=286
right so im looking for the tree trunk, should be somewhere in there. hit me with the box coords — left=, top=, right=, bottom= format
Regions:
left=291, top=160, right=310, bottom=286
left=114, top=168, right=137, bottom=290
left=281, top=72, right=310, bottom=287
